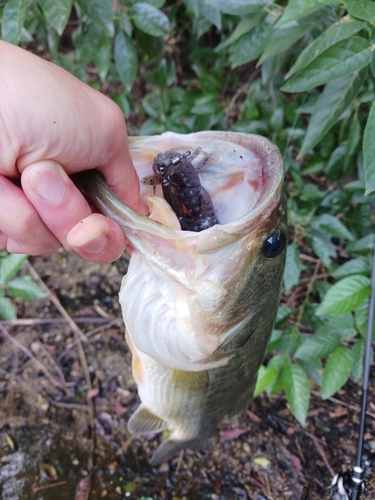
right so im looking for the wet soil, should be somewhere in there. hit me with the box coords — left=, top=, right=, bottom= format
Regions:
left=1, top=251, right=375, bottom=500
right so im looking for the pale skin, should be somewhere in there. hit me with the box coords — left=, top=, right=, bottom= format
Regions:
left=0, top=40, right=144, bottom=263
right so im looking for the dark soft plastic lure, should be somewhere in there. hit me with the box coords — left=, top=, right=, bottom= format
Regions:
left=152, top=148, right=218, bottom=231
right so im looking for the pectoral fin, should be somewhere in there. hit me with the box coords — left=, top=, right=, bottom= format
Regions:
left=128, top=404, right=168, bottom=435
left=150, top=434, right=218, bottom=465
left=172, top=369, right=209, bottom=393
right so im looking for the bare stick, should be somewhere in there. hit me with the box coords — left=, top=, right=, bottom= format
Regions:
left=0, top=324, right=68, bottom=393
left=26, top=261, right=96, bottom=471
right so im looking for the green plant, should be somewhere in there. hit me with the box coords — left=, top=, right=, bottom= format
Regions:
left=0, top=252, right=46, bottom=320
left=1, top=0, right=375, bottom=426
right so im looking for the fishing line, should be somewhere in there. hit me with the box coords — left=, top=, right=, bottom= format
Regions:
left=330, top=246, right=375, bottom=500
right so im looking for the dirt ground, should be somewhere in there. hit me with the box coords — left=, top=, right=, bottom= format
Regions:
left=1, top=250, right=375, bottom=500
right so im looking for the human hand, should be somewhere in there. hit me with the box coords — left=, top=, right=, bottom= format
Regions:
left=0, top=41, right=142, bottom=263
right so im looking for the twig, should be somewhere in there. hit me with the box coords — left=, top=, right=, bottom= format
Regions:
left=57, top=317, right=123, bottom=361
left=224, top=69, right=261, bottom=120
left=48, top=397, right=90, bottom=410
left=26, top=262, right=88, bottom=345
left=38, top=341, right=68, bottom=387
left=311, top=435, right=335, bottom=477
left=0, top=317, right=113, bottom=326
left=310, top=390, right=375, bottom=419
left=0, top=324, right=68, bottom=393
left=176, top=450, right=185, bottom=473
left=26, top=262, right=96, bottom=471
left=32, top=481, right=68, bottom=493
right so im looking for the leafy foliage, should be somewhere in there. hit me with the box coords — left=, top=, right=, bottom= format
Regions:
left=0, top=252, right=46, bottom=319
left=1, top=0, right=375, bottom=425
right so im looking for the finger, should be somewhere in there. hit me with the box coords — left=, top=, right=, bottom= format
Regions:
left=66, top=213, right=126, bottom=263
left=22, top=160, right=127, bottom=262
left=21, top=160, right=92, bottom=249
left=0, top=175, right=61, bottom=255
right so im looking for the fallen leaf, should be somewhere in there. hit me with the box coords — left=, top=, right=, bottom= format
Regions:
left=75, top=476, right=91, bottom=500
left=86, top=388, right=100, bottom=400
left=41, top=463, right=58, bottom=481
left=219, top=427, right=249, bottom=442
left=96, top=413, right=113, bottom=436
left=114, top=399, right=125, bottom=417
left=254, top=456, right=271, bottom=468
left=4, top=432, right=16, bottom=452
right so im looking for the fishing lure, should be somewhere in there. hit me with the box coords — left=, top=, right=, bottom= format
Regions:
left=150, top=147, right=219, bottom=232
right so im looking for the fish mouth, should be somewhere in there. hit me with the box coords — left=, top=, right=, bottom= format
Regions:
left=130, top=131, right=284, bottom=244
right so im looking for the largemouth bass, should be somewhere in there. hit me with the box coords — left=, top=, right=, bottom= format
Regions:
left=78, top=131, right=286, bottom=465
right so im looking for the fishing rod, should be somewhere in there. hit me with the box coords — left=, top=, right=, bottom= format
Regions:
left=330, top=247, right=375, bottom=500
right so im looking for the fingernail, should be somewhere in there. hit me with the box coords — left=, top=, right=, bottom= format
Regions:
left=75, top=233, right=108, bottom=254
left=28, top=163, right=66, bottom=203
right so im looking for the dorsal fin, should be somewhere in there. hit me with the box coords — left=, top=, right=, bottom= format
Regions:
left=127, top=404, right=168, bottom=435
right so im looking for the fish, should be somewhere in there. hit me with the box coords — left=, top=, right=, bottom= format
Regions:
left=78, top=131, right=287, bottom=465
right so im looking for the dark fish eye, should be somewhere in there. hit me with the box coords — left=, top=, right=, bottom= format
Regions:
left=262, top=230, right=286, bottom=259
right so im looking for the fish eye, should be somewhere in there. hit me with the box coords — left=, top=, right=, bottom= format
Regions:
left=262, top=230, right=286, bottom=259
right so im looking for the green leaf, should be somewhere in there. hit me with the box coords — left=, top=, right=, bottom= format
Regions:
left=282, top=360, right=310, bottom=426
left=93, top=35, right=111, bottom=81
left=283, top=243, right=302, bottom=292
left=131, top=3, right=170, bottom=37
left=205, top=0, right=272, bottom=16
left=0, top=254, right=28, bottom=285
left=2, top=0, right=31, bottom=44
left=0, top=297, right=17, bottom=320
left=142, top=0, right=165, bottom=6
left=299, top=358, right=323, bottom=387
left=346, top=234, right=375, bottom=255
left=38, top=0, right=72, bottom=35
left=75, top=0, right=114, bottom=36
left=298, top=69, right=365, bottom=157
left=276, top=0, right=339, bottom=26
left=114, top=31, right=138, bottom=90
left=310, top=235, right=336, bottom=267
left=311, top=214, right=354, bottom=241
left=318, top=314, right=356, bottom=341
left=347, top=0, right=375, bottom=24
left=351, top=338, right=365, bottom=381
left=7, top=277, right=47, bottom=299
left=253, top=365, right=278, bottom=396
left=286, top=18, right=366, bottom=79
left=317, top=275, right=372, bottom=316
left=295, top=332, right=341, bottom=361
left=216, top=12, right=265, bottom=52
left=282, top=37, right=372, bottom=93
left=332, top=257, right=372, bottom=279
left=355, top=299, right=375, bottom=338
left=363, top=100, right=375, bottom=195
left=230, top=21, right=272, bottom=68
left=322, top=346, right=354, bottom=399
left=201, top=2, right=221, bottom=31
left=259, top=7, right=333, bottom=64
left=275, top=306, right=292, bottom=328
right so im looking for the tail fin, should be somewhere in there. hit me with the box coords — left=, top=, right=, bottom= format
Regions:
left=150, top=434, right=217, bottom=465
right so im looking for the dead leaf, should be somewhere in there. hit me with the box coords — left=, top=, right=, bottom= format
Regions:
left=41, top=463, right=58, bottom=481
left=75, top=476, right=91, bottom=500
left=4, top=432, right=16, bottom=452
left=219, top=427, right=249, bottom=442
left=86, top=388, right=100, bottom=400
left=113, top=399, right=125, bottom=417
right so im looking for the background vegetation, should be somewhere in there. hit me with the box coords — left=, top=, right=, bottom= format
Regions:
left=1, top=0, right=375, bottom=427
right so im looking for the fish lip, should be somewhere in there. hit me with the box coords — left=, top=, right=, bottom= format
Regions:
left=130, top=131, right=285, bottom=252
